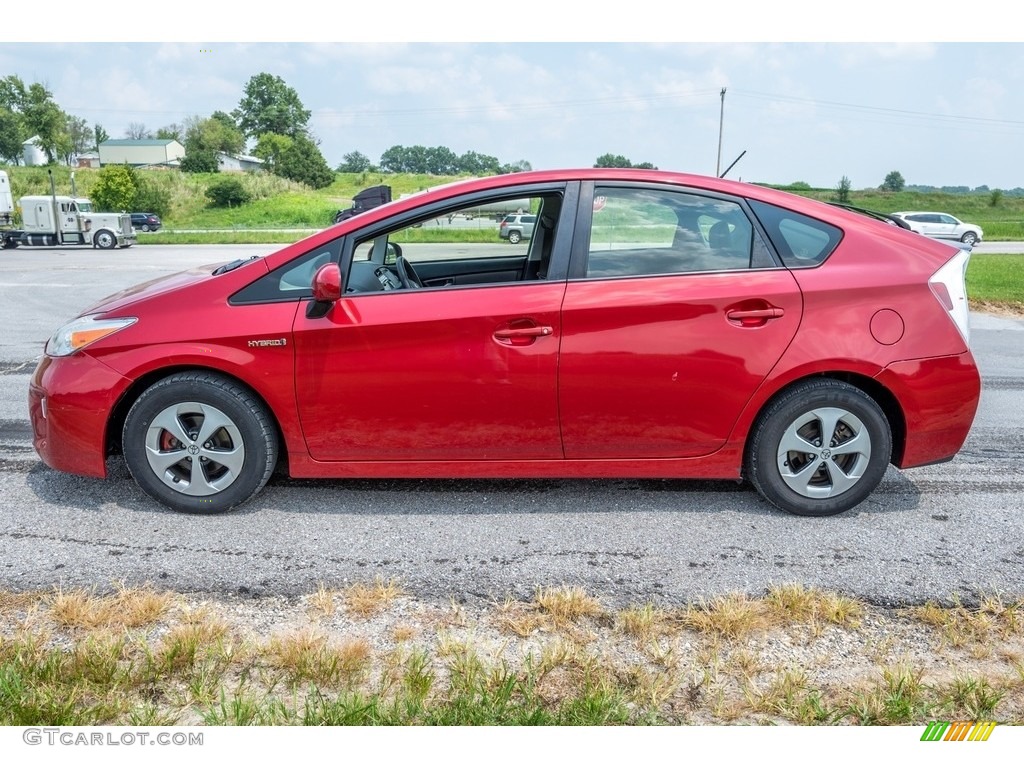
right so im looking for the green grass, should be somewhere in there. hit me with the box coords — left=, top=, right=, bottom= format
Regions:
left=967, top=253, right=1024, bottom=311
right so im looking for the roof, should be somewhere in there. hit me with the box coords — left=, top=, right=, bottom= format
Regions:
left=100, top=139, right=181, bottom=147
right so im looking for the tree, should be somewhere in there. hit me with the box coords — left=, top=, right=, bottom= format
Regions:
left=156, top=123, right=184, bottom=142
left=184, top=114, right=245, bottom=156
left=180, top=113, right=246, bottom=173
left=881, top=171, right=905, bottom=192
left=456, top=151, right=500, bottom=175
left=65, top=116, right=94, bottom=162
left=500, top=159, right=532, bottom=174
left=989, top=189, right=1003, bottom=207
left=336, top=150, right=371, bottom=173
left=10, top=81, right=71, bottom=163
left=594, top=153, right=633, bottom=168
left=425, top=145, right=458, bottom=175
left=835, top=175, right=852, bottom=204
left=90, top=165, right=138, bottom=211
left=125, top=122, right=152, bottom=140
left=275, top=135, right=335, bottom=188
left=0, top=108, right=23, bottom=163
left=252, top=132, right=293, bottom=173
left=234, top=73, right=311, bottom=140
left=94, top=123, right=109, bottom=149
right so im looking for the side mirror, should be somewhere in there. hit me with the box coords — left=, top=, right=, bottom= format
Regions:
left=311, top=263, right=342, bottom=302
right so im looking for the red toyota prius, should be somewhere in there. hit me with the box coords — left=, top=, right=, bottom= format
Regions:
left=28, top=169, right=981, bottom=516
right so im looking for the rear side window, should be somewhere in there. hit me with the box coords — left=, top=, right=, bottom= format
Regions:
left=748, top=200, right=842, bottom=268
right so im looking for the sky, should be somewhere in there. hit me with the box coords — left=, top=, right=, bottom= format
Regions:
left=2, top=3, right=1022, bottom=190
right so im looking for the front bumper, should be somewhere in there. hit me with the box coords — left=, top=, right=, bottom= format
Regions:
left=29, top=353, right=133, bottom=478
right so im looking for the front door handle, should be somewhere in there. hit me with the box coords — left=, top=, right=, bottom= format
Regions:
left=492, top=325, right=554, bottom=346
left=493, top=326, right=553, bottom=339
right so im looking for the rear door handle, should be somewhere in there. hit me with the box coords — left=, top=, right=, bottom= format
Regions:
left=726, top=308, right=784, bottom=320
left=726, top=306, right=785, bottom=328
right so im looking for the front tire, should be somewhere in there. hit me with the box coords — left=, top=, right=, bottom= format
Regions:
left=960, top=231, right=978, bottom=246
left=507, top=231, right=522, bottom=244
left=94, top=229, right=116, bottom=249
left=745, top=379, right=892, bottom=517
left=122, top=372, right=278, bottom=513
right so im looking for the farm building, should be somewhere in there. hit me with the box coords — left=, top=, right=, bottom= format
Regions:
left=217, top=152, right=264, bottom=172
left=98, top=139, right=185, bottom=168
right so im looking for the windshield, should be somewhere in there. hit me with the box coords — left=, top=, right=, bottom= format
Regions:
left=76, top=201, right=94, bottom=213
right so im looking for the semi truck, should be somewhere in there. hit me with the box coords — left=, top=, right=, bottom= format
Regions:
left=0, top=170, right=135, bottom=250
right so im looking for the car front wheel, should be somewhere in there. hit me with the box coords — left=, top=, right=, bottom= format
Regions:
left=960, top=231, right=978, bottom=246
left=507, top=231, right=521, bottom=244
left=745, top=379, right=892, bottom=517
left=122, top=372, right=278, bottom=513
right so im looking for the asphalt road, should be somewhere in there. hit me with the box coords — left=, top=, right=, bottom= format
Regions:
left=0, top=245, right=1022, bottom=606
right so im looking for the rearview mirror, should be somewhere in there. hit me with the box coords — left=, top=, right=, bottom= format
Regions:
left=311, top=263, right=342, bottom=302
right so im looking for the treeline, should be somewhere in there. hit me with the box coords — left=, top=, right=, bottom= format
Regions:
left=906, top=185, right=1024, bottom=197
left=336, top=146, right=531, bottom=176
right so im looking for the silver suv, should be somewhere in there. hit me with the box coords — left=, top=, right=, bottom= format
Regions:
left=890, top=211, right=983, bottom=246
left=498, top=214, right=535, bottom=244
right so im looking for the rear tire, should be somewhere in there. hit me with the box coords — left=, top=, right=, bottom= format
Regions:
left=745, top=379, right=891, bottom=517
left=122, top=372, right=278, bottom=514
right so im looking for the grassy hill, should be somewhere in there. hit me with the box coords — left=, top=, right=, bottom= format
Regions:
left=3, top=167, right=1023, bottom=240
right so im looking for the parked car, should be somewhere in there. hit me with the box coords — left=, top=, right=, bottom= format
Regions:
left=30, top=169, right=981, bottom=517
left=130, top=212, right=162, bottom=232
left=498, top=213, right=536, bottom=244
left=889, top=211, right=982, bottom=246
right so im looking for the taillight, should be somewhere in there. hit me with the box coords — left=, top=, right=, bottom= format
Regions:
left=928, top=247, right=971, bottom=344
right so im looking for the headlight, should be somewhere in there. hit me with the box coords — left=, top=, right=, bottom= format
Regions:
left=46, top=315, right=137, bottom=357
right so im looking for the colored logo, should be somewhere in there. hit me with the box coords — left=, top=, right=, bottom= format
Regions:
left=921, top=721, right=996, bottom=742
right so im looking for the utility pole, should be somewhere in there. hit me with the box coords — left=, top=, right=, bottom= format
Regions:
left=716, top=87, right=726, bottom=177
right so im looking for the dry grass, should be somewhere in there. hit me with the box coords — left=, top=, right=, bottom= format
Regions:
left=343, top=578, right=405, bottom=618
left=47, top=584, right=173, bottom=630
left=264, top=630, right=372, bottom=687
left=906, top=595, right=1024, bottom=649
left=765, top=584, right=864, bottom=628
left=535, top=586, right=605, bottom=624
left=678, top=593, right=770, bottom=640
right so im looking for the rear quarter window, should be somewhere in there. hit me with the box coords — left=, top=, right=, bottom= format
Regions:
left=748, top=200, right=842, bottom=268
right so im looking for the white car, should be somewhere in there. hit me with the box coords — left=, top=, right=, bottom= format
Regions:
left=890, top=211, right=983, bottom=246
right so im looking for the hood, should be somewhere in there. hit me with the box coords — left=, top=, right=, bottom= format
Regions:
left=83, top=259, right=267, bottom=317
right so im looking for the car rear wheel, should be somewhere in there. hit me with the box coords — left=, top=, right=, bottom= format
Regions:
left=122, top=372, right=278, bottom=514
left=745, top=379, right=891, bottom=517
left=508, top=230, right=521, bottom=244
left=960, top=231, right=978, bottom=246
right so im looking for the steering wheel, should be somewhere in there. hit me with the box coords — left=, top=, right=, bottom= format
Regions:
left=395, top=256, right=423, bottom=289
